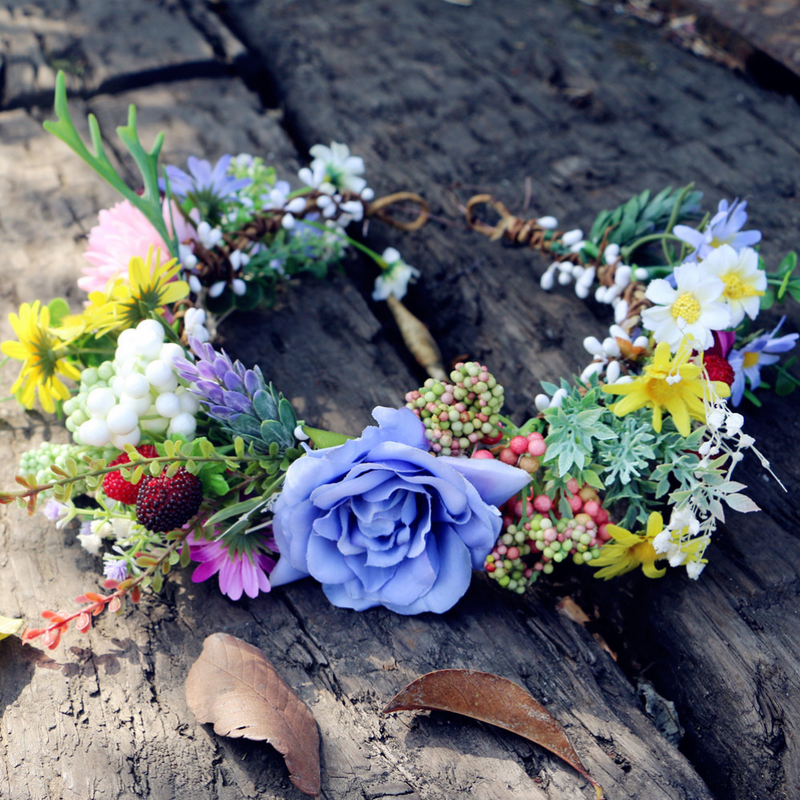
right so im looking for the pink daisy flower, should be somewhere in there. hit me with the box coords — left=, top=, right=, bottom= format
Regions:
left=80, top=199, right=198, bottom=293
left=186, top=531, right=277, bottom=601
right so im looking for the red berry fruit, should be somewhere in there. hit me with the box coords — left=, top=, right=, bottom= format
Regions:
left=102, top=445, right=159, bottom=505
left=704, top=354, right=735, bottom=386
left=135, top=467, right=203, bottom=532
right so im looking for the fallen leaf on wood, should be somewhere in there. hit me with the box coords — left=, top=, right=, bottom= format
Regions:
left=383, top=669, right=605, bottom=799
left=185, top=632, right=320, bottom=797
left=0, top=616, right=23, bottom=641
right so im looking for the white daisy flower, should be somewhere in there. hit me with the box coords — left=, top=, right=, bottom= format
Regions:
left=642, top=263, right=730, bottom=351
left=299, top=142, right=367, bottom=195
left=372, top=248, right=420, bottom=301
left=699, top=244, right=765, bottom=326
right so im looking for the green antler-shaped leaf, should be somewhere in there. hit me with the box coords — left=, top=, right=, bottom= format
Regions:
left=43, top=71, right=178, bottom=258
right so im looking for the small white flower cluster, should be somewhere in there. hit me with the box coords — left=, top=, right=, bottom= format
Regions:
left=372, top=248, right=421, bottom=301
left=652, top=507, right=710, bottom=580
left=71, top=320, right=199, bottom=449
left=581, top=324, right=649, bottom=384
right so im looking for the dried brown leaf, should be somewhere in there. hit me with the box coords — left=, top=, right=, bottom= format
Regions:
left=383, top=669, right=604, bottom=799
left=185, top=633, right=320, bottom=797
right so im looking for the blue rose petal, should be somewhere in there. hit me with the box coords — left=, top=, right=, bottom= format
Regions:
left=272, top=406, right=531, bottom=614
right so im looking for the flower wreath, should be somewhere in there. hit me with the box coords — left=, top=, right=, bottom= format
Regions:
left=1, top=73, right=797, bottom=649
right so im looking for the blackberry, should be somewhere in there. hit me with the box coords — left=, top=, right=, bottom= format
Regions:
left=135, top=467, right=203, bottom=532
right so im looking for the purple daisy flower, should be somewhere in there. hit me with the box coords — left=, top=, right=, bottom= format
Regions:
left=161, top=155, right=251, bottom=202
left=729, top=316, right=799, bottom=405
left=674, top=198, right=761, bottom=262
left=187, top=531, right=277, bottom=601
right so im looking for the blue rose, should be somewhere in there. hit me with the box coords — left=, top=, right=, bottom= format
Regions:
left=270, top=407, right=531, bottom=614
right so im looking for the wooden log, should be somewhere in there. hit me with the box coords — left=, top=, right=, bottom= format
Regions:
left=214, top=1, right=800, bottom=798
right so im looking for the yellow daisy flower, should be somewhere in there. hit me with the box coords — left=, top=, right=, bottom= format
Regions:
left=83, top=246, right=189, bottom=337
left=1, top=301, right=81, bottom=413
left=591, top=512, right=667, bottom=580
left=602, top=339, right=730, bottom=436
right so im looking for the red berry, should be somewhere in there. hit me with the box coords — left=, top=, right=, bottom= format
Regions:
left=567, top=494, right=583, bottom=513
left=527, top=438, right=546, bottom=456
left=102, top=445, right=159, bottom=505
left=566, top=478, right=580, bottom=494
left=533, top=494, right=552, bottom=513
left=498, top=448, right=518, bottom=465
left=135, top=467, right=203, bottom=532
left=481, top=432, right=503, bottom=445
left=471, top=449, right=495, bottom=459
left=485, top=562, right=496, bottom=573
left=509, top=436, right=529, bottom=455
left=584, top=500, right=600, bottom=518
left=704, top=354, right=735, bottom=386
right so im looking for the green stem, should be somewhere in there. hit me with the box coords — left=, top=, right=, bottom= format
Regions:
left=302, top=220, right=389, bottom=269
left=621, top=233, right=683, bottom=263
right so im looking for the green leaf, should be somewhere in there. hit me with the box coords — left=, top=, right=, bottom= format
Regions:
left=205, top=472, right=230, bottom=496
left=206, top=496, right=268, bottom=526
left=303, top=426, right=353, bottom=449
left=47, top=297, right=71, bottom=327
left=760, top=287, right=775, bottom=310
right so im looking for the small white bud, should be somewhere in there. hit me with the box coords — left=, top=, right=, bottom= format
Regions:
left=605, top=360, right=621, bottom=384
left=136, top=319, right=165, bottom=341
left=633, top=335, right=650, bottom=349
left=294, top=425, right=310, bottom=441
left=534, top=393, right=551, bottom=411
left=575, top=283, right=590, bottom=299
left=536, top=216, right=558, bottom=230
left=232, top=279, right=247, bottom=296
left=614, top=265, right=632, bottom=287
left=550, top=388, right=568, bottom=408
left=540, top=269, right=556, bottom=291
left=602, top=338, right=621, bottom=358
left=583, top=336, right=605, bottom=356
left=561, top=229, right=583, bottom=247
left=208, top=281, right=226, bottom=298
left=604, top=244, right=620, bottom=264
left=635, top=267, right=650, bottom=281
left=614, top=300, right=629, bottom=324
left=361, top=187, right=375, bottom=201
left=558, top=270, right=572, bottom=286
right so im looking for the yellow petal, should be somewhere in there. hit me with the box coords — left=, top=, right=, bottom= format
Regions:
left=642, top=560, right=667, bottom=579
left=0, top=341, right=29, bottom=360
left=646, top=512, right=664, bottom=538
left=0, top=616, right=23, bottom=640
left=159, top=281, right=190, bottom=305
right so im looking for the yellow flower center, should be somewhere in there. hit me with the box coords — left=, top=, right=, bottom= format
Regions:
left=721, top=273, right=761, bottom=300
left=743, top=351, right=760, bottom=368
left=671, top=292, right=702, bottom=323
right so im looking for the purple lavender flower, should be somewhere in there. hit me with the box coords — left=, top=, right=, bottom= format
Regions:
left=674, top=198, right=762, bottom=262
left=42, top=499, right=68, bottom=523
left=103, top=558, right=129, bottom=583
left=161, top=155, right=251, bottom=203
left=729, top=317, right=799, bottom=405
left=175, top=338, right=297, bottom=453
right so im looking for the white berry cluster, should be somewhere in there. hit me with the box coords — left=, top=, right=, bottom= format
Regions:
left=69, top=320, right=200, bottom=449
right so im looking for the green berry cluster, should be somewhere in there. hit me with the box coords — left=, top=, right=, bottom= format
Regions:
left=18, top=442, right=90, bottom=498
left=404, top=362, right=504, bottom=456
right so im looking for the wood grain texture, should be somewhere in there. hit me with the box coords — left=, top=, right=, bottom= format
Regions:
left=0, top=0, right=797, bottom=797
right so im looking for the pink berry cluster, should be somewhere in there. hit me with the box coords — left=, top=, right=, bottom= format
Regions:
left=472, top=431, right=546, bottom=474
left=484, top=478, right=614, bottom=593
left=405, top=362, right=504, bottom=456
